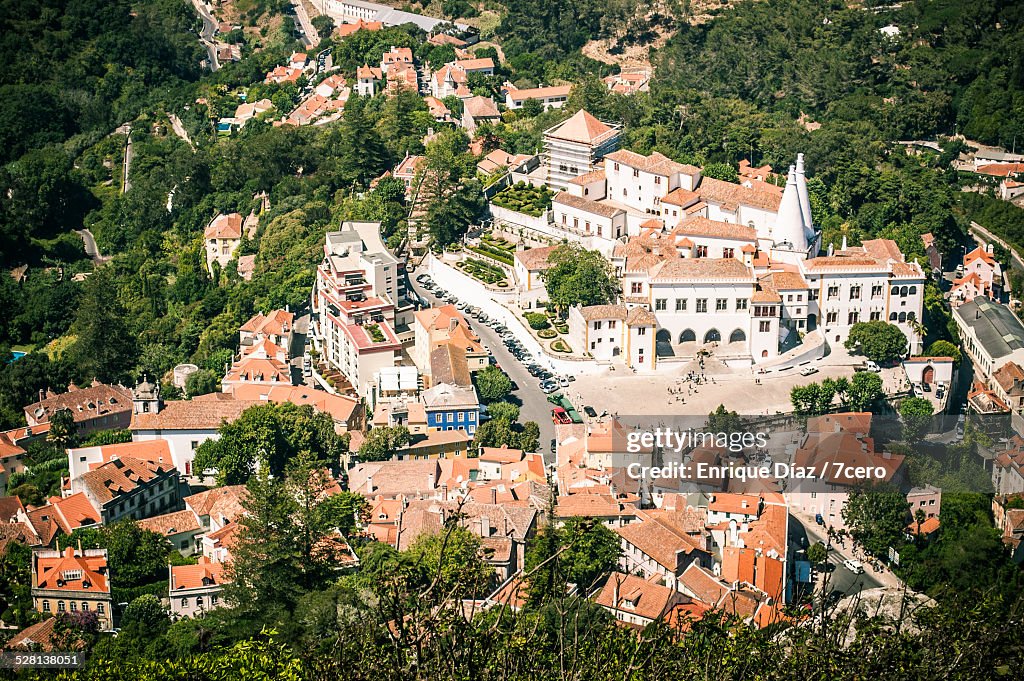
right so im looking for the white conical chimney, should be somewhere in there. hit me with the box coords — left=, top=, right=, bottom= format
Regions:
left=795, top=154, right=814, bottom=239
left=841, top=235, right=847, bottom=251
left=774, top=166, right=808, bottom=252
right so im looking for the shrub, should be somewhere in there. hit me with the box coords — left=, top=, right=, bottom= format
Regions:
left=551, top=340, right=572, bottom=353
left=538, top=329, right=557, bottom=339
left=526, top=312, right=550, bottom=330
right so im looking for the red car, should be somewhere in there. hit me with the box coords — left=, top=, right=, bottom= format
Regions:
left=551, top=407, right=572, bottom=425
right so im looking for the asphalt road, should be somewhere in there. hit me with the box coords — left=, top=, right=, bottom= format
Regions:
left=290, top=0, right=319, bottom=48
left=123, top=129, right=133, bottom=193
left=190, top=0, right=220, bottom=70
left=790, top=514, right=883, bottom=600
left=407, top=277, right=558, bottom=461
left=74, top=229, right=106, bottom=264
left=823, top=549, right=881, bottom=598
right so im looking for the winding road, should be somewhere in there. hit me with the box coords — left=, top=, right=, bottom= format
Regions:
left=190, top=0, right=221, bottom=71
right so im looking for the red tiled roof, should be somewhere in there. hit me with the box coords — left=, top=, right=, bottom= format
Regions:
left=78, top=456, right=174, bottom=505
left=137, top=509, right=201, bottom=537
left=34, top=546, right=109, bottom=593
left=595, top=572, right=684, bottom=622
left=205, top=213, right=243, bottom=239
left=23, top=383, right=131, bottom=426
left=170, top=556, right=228, bottom=590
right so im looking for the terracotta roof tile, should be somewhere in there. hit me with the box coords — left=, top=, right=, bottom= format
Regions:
left=544, top=110, right=617, bottom=145
left=170, top=556, right=228, bottom=590
left=205, top=213, right=243, bottom=239
left=137, top=509, right=201, bottom=537
left=553, top=191, right=625, bottom=218
left=595, top=572, right=683, bottom=621
left=674, top=216, right=756, bottom=241
left=648, top=258, right=753, bottom=282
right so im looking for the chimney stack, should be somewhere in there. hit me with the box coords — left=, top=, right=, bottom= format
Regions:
left=366, top=475, right=374, bottom=494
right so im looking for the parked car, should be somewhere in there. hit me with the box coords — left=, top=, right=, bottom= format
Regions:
left=864, top=360, right=881, bottom=372
left=558, top=376, right=570, bottom=387
left=583, top=406, right=598, bottom=418
left=913, top=384, right=925, bottom=397
left=415, top=273, right=429, bottom=283
left=815, top=513, right=825, bottom=526
left=936, top=386, right=945, bottom=400
left=551, top=407, right=572, bottom=424
left=540, top=381, right=559, bottom=394
left=799, top=366, right=819, bottom=376
left=922, top=382, right=931, bottom=392
left=843, top=559, right=865, bottom=575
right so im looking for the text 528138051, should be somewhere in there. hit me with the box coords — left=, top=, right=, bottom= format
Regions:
left=0, top=652, right=84, bottom=669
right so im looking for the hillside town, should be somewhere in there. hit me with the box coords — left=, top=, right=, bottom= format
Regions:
left=1, top=0, right=1023, bottom=677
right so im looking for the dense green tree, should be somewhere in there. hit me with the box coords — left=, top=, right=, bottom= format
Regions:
left=806, top=542, right=827, bottom=566
left=900, top=397, right=935, bottom=442
left=419, top=128, right=484, bottom=248
left=73, top=520, right=174, bottom=590
left=226, top=461, right=348, bottom=615
left=47, top=407, right=78, bottom=447
left=120, top=594, right=169, bottom=638
left=543, top=244, right=619, bottom=313
left=475, top=365, right=513, bottom=403
left=841, top=484, right=910, bottom=558
left=923, top=340, right=962, bottom=366
left=846, top=371, right=884, bottom=412
left=845, top=321, right=908, bottom=363
left=357, top=425, right=411, bottom=462
left=790, top=380, right=837, bottom=416
left=193, top=403, right=346, bottom=485
left=707, top=404, right=744, bottom=435
left=66, top=267, right=138, bottom=383
left=185, top=369, right=221, bottom=397
left=486, top=401, right=520, bottom=424
left=325, top=96, right=390, bottom=189
left=524, top=515, right=619, bottom=604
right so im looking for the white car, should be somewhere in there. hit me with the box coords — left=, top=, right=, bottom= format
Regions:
left=864, top=360, right=881, bottom=372
left=913, top=384, right=925, bottom=398
left=799, top=366, right=819, bottom=376
left=843, top=558, right=865, bottom=574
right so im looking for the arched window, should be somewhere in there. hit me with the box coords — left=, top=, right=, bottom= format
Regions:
left=42, top=601, right=50, bottom=613
left=57, top=601, right=65, bottom=612
left=909, top=286, right=917, bottom=295
left=891, top=286, right=899, bottom=296
left=181, top=598, right=188, bottom=609
left=729, top=329, right=746, bottom=343
left=900, top=286, right=909, bottom=297
left=704, top=329, right=721, bottom=343
left=679, top=329, right=696, bottom=343
left=889, top=312, right=898, bottom=321
left=97, top=603, right=105, bottom=614
left=908, top=311, right=916, bottom=321
left=898, top=312, right=907, bottom=323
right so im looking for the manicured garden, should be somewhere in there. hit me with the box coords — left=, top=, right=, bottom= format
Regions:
left=458, top=258, right=509, bottom=287
left=467, top=242, right=514, bottom=265
left=550, top=339, right=572, bottom=353
left=491, top=182, right=554, bottom=217
left=364, top=323, right=386, bottom=343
